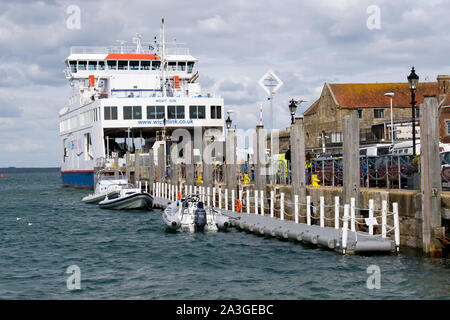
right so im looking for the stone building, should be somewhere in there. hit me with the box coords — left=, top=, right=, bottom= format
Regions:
left=303, top=76, right=450, bottom=154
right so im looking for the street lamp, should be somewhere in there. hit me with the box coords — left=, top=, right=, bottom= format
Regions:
left=226, top=112, right=232, bottom=130
left=384, top=92, right=395, bottom=145
left=289, top=99, right=297, bottom=124
left=407, top=67, right=419, bottom=157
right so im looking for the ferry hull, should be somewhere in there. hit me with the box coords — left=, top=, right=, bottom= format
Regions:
left=61, top=170, right=94, bottom=188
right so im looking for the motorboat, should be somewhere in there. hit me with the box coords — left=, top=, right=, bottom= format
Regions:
left=99, top=183, right=153, bottom=210
left=82, top=169, right=128, bottom=204
left=163, top=195, right=231, bottom=232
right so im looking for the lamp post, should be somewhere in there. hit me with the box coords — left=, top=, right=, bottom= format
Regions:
left=407, top=67, right=419, bottom=157
left=384, top=92, right=395, bottom=145
left=289, top=99, right=297, bottom=125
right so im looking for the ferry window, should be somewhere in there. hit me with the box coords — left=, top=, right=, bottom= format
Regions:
left=107, top=60, right=117, bottom=70
left=130, top=61, right=139, bottom=70
left=78, top=61, right=87, bottom=71
left=104, top=106, right=117, bottom=120
left=147, top=106, right=165, bottom=119
left=189, top=105, right=205, bottom=119
left=168, top=105, right=185, bottom=119
left=98, top=61, right=105, bottom=70
left=141, top=61, right=150, bottom=70
left=178, top=62, right=186, bottom=71
left=374, top=108, right=384, bottom=119
left=118, top=60, right=128, bottom=70
left=211, top=105, right=221, bottom=119
left=152, top=61, right=161, bottom=70
left=69, top=61, right=77, bottom=73
left=88, top=61, right=97, bottom=70
left=168, top=62, right=176, bottom=71
left=123, top=106, right=141, bottom=120
left=187, top=61, right=194, bottom=73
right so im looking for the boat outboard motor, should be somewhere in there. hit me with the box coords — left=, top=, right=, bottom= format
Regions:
left=194, top=202, right=207, bottom=232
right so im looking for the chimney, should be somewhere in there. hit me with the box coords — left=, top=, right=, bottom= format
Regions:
left=437, top=75, right=450, bottom=105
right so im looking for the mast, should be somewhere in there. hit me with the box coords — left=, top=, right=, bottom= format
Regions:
left=161, top=18, right=167, bottom=97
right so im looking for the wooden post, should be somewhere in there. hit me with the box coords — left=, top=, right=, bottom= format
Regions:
left=342, top=110, right=360, bottom=217
left=369, top=199, right=374, bottom=235
left=226, top=130, right=237, bottom=192
left=125, top=152, right=131, bottom=183
left=334, top=196, right=339, bottom=229
left=342, top=204, right=349, bottom=254
left=135, top=151, right=140, bottom=182
left=291, top=117, right=306, bottom=209
left=254, top=125, right=266, bottom=193
left=254, top=190, right=258, bottom=215
left=170, top=143, right=179, bottom=185
left=157, top=144, right=165, bottom=183
left=294, top=194, right=299, bottom=224
left=280, top=192, right=284, bottom=220
left=420, top=96, right=443, bottom=256
left=186, top=135, right=195, bottom=187
left=306, top=195, right=311, bottom=225
left=114, top=154, right=119, bottom=178
left=320, top=196, right=325, bottom=227
left=247, top=189, right=250, bottom=214
left=148, top=149, right=155, bottom=185
left=270, top=190, right=274, bottom=218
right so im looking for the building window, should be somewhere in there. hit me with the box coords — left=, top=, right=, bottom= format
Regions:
left=78, top=61, right=87, bottom=71
left=88, top=61, right=97, bottom=70
left=168, top=62, right=176, bottom=71
left=211, top=105, right=222, bottom=119
left=374, top=108, right=384, bottom=119
left=129, top=61, right=139, bottom=70
left=189, top=105, right=205, bottom=119
left=187, top=61, right=194, bottom=73
left=168, top=105, right=185, bottom=119
left=416, top=108, right=420, bottom=118
left=331, top=132, right=342, bottom=143
left=69, top=61, right=77, bottom=73
left=141, top=61, right=150, bottom=70
left=118, top=60, right=128, bottom=70
left=152, top=61, right=161, bottom=70
left=447, top=121, right=450, bottom=135
left=123, top=106, right=142, bottom=120
left=104, top=106, right=118, bottom=120
left=147, top=106, right=165, bottom=119
left=358, top=109, right=362, bottom=119
left=107, top=60, right=117, bottom=70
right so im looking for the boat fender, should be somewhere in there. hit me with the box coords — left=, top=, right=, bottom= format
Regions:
left=236, top=199, right=241, bottom=212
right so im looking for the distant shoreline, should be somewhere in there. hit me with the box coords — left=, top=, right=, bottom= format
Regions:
left=0, top=167, right=60, bottom=174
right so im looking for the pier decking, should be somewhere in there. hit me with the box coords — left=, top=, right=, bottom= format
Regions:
left=152, top=195, right=396, bottom=255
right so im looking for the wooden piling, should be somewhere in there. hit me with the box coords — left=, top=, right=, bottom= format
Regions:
left=291, top=116, right=306, bottom=212
left=157, top=144, right=165, bottom=183
left=342, top=110, right=360, bottom=211
left=420, top=96, right=444, bottom=257
left=226, top=130, right=237, bottom=192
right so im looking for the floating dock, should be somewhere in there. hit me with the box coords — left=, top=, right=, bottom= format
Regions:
left=152, top=196, right=396, bottom=255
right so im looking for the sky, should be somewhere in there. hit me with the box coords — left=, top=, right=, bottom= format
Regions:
left=0, top=0, right=449, bottom=167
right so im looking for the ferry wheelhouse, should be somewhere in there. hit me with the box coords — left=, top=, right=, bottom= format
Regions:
left=59, top=24, right=225, bottom=188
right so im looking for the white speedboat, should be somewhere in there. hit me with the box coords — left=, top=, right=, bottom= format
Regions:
left=99, top=184, right=153, bottom=210
left=163, top=195, right=230, bottom=232
left=82, top=169, right=128, bottom=204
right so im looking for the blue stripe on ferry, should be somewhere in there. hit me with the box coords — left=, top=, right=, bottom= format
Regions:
left=61, top=171, right=94, bottom=188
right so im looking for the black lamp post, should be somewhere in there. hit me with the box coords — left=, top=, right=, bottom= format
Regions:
left=407, top=67, right=419, bottom=157
left=226, top=115, right=232, bottom=130
left=289, top=99, right=297, bottom=125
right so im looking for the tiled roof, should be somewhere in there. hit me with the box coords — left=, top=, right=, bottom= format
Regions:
left=303, top=99, right=320, bottom=116
left=328, top=82, right=439, bottom=108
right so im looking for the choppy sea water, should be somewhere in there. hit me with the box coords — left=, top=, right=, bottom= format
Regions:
left=0, top=172, right=449, bottom=299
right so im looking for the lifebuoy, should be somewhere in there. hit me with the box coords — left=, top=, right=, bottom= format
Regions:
left=236, top=199, right=241, bottom=212
left=177, top=191, right=181, bottom=200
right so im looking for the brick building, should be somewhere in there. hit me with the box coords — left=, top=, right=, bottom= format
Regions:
left=303, top=75, right=450, bottom=154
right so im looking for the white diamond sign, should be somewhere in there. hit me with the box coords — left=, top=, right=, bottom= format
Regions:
left=258, top=69, right=283, bottom=96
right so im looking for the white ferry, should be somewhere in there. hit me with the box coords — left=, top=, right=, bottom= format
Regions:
left=59, top=20, right=225, bottom=188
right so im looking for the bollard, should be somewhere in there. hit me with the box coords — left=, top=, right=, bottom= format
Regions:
left=219, top=188, right=222, bottom=209
left=260, top=190, right=264, bottom=216
left=239, top=189, right=243, bottom=201
left=232, top=189, right=235, bottom=212
left=270, top=191, right=274, bottom=218
left=254, top=190, right=258, bottom=215
left=369, top=199, right=374, bottom=235
left=306, top=195, right=311, bottom=226
left=382, top=200, right=387, bottom=238
left=342, top=204, right=349, bottom=254
left=145, top=181, right=148, bottom=193
left=212, top=187, right=216, bottom=207
left=246, top=190, right=250, bottom=214
left=320, top=196, right=324, bottom=227
left=350, top=197, right=356, bottom=232
left=189, top=185, right=192, bottom=195
left=295, top=195, right=299, bottom=224
left=334, top=196, right=339, bottom=229
left=153, top=183, right=155, bottom=197
left=393, top=202, right=400, bottom=251
left=280, top=192, right=284, bottom=220
left=207, top=187, right=211, bottom=207
left=225, top=189, right=228, bottom=211
left=194, top=185, right=197, bottom=195
left=175, top=185, right=178, bottom=201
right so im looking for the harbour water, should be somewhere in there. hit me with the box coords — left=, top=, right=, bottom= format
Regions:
left=0, top=172, right=449, bottom=299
